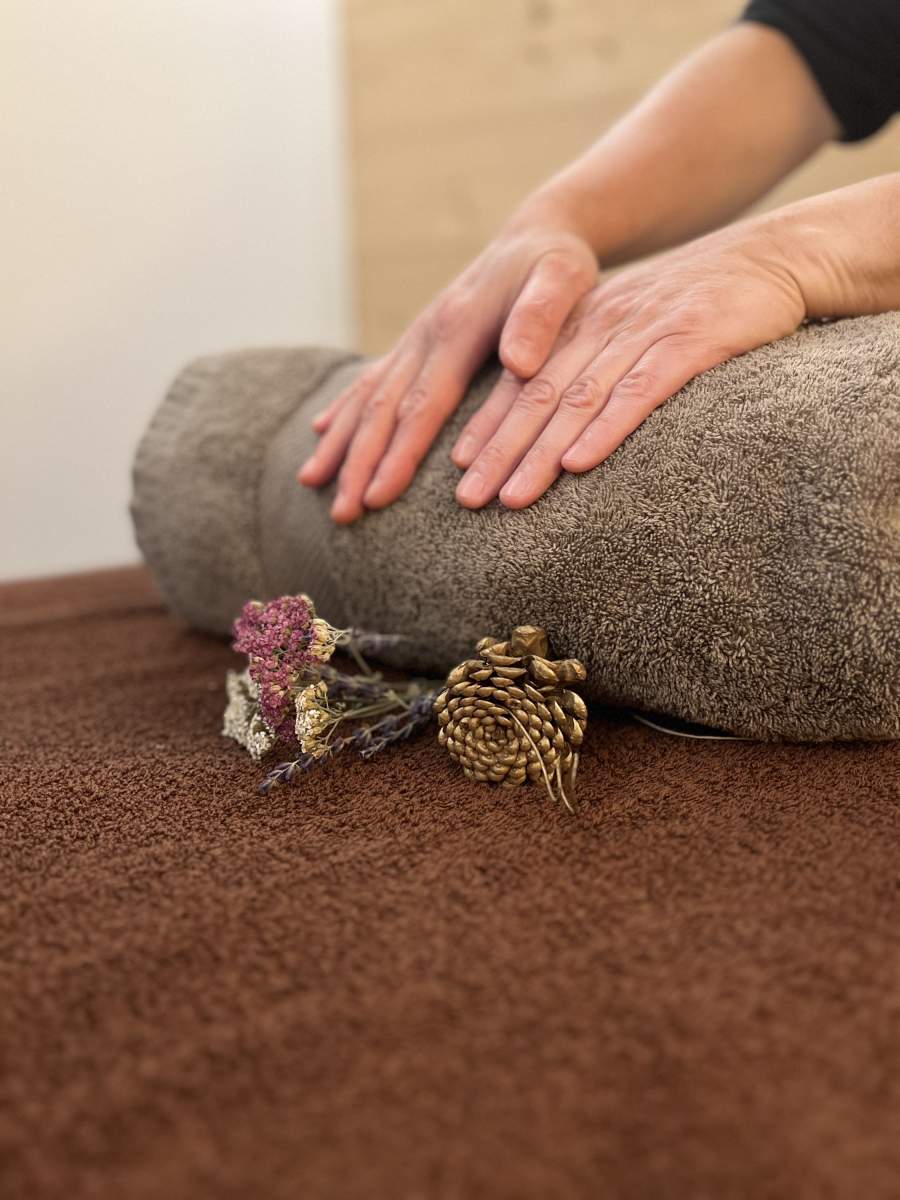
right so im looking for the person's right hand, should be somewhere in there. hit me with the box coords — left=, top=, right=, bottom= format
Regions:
left=297, top=197, right=598, bottom=522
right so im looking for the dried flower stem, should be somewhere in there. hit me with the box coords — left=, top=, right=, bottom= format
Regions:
left=338, top=633, right=374, bottom=677
left=259, top=689, right=438, bottom=794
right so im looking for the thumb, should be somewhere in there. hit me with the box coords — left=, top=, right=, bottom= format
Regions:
left=498, top=247, right=597, bottom=378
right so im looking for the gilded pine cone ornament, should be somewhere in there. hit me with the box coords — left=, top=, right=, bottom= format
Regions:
left=433, top=625, right=588, bottom=809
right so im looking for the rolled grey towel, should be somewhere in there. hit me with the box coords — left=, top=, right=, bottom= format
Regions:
left=131, top=314, right=900, bottom=741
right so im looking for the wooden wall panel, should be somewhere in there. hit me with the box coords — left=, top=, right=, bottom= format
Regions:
left=343, top=0, right=900, bottom=353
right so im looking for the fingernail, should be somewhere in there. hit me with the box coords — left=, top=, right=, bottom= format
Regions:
left=298, top=461, right=316, bottom=484
left=362, top=478, right=383, bottom=507
left=456, top=469, right=484, bottom=506
left=501, top=469, right=530, bottom=503
left=561, top=445, right=587, bottom=472
left=454, top=433, right=475, bottom=461
left=330, top=493, right=351, bottom=521
left=565, top=433, right=590, bottom=460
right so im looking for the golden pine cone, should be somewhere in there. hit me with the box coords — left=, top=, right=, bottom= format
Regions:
left=433, top=625, right=588, bottom=802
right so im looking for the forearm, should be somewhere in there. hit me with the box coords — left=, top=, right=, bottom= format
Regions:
left=511, top=22, right=838, bottom=264
left=763, top=173, right=900, bottom=318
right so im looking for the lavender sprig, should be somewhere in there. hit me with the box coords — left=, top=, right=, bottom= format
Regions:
left=345, top=628, right=411, bottom=657
left=313, top=662, right=438, bottom=704
left=258, top=688, right=439, bottom=794
left=356, top=691, right=437, bottom=757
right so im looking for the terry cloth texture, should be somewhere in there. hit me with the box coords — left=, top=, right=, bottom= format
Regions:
left=131, top=313, right=900, bottom=743
left=3, top=566, right=900, bottom=1200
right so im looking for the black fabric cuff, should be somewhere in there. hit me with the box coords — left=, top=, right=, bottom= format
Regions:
left=741, top=0, right=895, bottom=142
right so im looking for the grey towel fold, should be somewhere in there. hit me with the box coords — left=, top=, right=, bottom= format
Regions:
left=131, top=314, right=900, bottom=741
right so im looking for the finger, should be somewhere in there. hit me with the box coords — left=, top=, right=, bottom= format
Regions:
left=361, top=346, right=477, bottom=511
left=329, top=352, right=424, bottom=523
left=296, top=383, right=368, bottom=490
left=498, top=338, right=647, bottom=509
left=450, top=368, right=522, bottom=469
left=312, top=407, right=339, bottom=434
left=499, top=249, right=596, bottom=379
left=311, top=402, right=339, bottom=434
left=310, top=377, right=360, bottom=436
left=298, top=369, right=380, bottom=486
left=561, top=335, right=726, bottom=473
left=455, top=339, right=600, bottom=509
left=311, top=358, right=390, bottom=434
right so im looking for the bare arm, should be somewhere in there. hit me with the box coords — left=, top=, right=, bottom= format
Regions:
left=519, top=22, right=839, bottom=269
left=300, top=21, right=840, bottom=522
left=454, top=171, right=900, bottom=512
left=771, top=173, right=900, bottom=317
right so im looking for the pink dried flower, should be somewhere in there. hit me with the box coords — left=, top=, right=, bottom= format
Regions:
left=232, top=594, right=341, bottom=735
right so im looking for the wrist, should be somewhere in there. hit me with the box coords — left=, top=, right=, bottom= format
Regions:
left=755, top=202, right=856, bottom=321
left=750, top=176, right=900, bottom=319
left=508, top=164, right=678, bottom=265
left=503, top=179, right=599, bottom=250
left=737, top=208, right=815, bottom=320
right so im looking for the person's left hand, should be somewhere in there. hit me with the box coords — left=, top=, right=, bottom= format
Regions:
left=453, top=218, right=807, bottom=510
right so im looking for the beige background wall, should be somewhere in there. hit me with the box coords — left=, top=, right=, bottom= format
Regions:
left=2, top=0, right=351, bottom=580
left=343, top=0, right=900, bottom=353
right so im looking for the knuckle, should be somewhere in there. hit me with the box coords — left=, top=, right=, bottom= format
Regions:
left=475, top=441, right=508, bottom=471
left=339, top=378, right=366, bottom=409
left=432, top=293, right=468, bottom=341
left=566, top=263, right=597, bottom=295
left=355, top=361, right=388, bottom=398
left=517, top=377, right=558, bottom=413
left=670, top=305, right=710, bottom=336
left=544, top=248, right=594, bottom=286
left=362, top=387, right=395, bottom=418
left=560, top=377, right=602, bottom=412
left=359, top=362, right=383, bottom=388
left=556, top=316, right=585, bottom=347
left=396, top=385, right=430, bottom=422
left=522, top=441, right=556, bottom=470
left=613, top=368, right=656, bottom=401
left=600, top=295, right=632, bottom=322
left=517, top=293, right=556, bottom=329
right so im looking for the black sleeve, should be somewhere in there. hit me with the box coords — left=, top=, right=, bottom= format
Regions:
left=741, top=0, right=900, bottom=142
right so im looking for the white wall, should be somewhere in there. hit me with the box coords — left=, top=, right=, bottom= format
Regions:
left=1, top=0, right=352, bottom=580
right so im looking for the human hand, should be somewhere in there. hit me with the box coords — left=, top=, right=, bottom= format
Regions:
left=452, top=219, right=807, bottom=510
left=297, top=196, right=598, bottom=522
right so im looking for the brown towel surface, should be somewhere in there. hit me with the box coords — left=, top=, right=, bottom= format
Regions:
left=3, top=566, right=900, bottom=1199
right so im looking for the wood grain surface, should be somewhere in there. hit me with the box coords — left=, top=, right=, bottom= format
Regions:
left=342, top=0, right=900, bottom=352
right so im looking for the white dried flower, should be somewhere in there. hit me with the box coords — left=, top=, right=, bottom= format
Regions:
left=244, top=713, right=276, bottom=761
left=223, top=667, right=275, bottom=761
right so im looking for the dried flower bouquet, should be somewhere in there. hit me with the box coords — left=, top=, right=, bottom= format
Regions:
left=222, top=593, right=441, bottom=795
left=223, top=594, right=590, bottom=808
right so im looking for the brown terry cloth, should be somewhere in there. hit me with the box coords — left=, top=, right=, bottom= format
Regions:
left=3, top=567, right=900, bottom=1199
left=131, top=314, right=900, bottom=744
